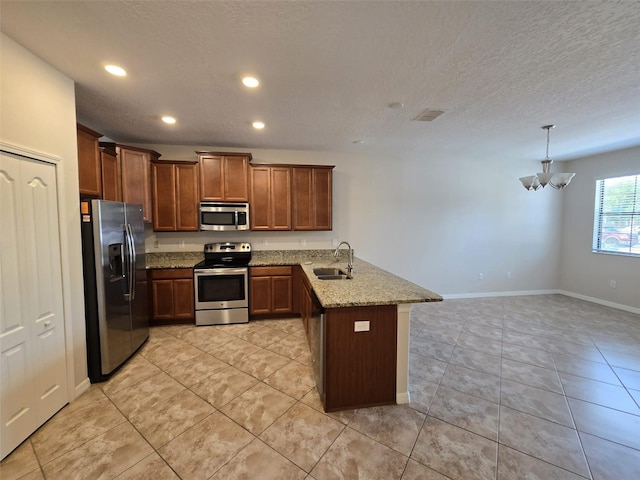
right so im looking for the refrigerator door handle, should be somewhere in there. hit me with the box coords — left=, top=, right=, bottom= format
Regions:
left=123, top=224, right=134, bottom=302
left=127, top=223, right=137, bottom=300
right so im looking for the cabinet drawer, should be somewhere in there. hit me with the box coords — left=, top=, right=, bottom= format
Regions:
left=148, top=268, right=193, bottom=280
left=250, top=266, right=292, bottom=277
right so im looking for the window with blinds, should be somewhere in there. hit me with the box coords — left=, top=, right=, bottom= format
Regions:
left=592, top=174, right=640, bottom=256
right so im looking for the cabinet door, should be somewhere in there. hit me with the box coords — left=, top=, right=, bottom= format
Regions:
left=151, top=162, right=177, bottom=231
left=292, top=167, right=313, bottom=230
left=313, top=168, right=332, bottom=230
left=77, top=125, right=102, bottom=197
left=224, top=156, right=249, bottom=201
left=271, top=167, right=292, bottom=230
left=151, top=280, right=174, bottom=320
left=272, top=275, right=293, bottom=314
left=120, top=148, right=152, bottom=222
left=250, top=166, right=270, bottom=230
left=173, top=278, right=195, bottom=319
left=292, top=167, right=332, bottom=231
left=249, top=276, right=272, bottom=315
left=100, top=150, right=121, bottom=201
left=199, top=155, right=224, bottom=201
left=175, top=163, right=199, bottom=231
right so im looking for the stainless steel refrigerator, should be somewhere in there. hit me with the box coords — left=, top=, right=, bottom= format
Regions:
left=80, top=199, right=148, bottom=382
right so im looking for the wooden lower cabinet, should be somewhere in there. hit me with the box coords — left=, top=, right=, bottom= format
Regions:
left=249, top=266, right=293, bottom=316
left=149, top=268, right=194, bottom=323
left=323, top=305, right=397, bottom=411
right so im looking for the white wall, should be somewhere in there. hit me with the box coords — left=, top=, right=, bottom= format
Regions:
left=0, top=33, right=88, bottom=394
left=560, top=147, right=640, bottom=310
left=139, top=143, right=564, bottom=296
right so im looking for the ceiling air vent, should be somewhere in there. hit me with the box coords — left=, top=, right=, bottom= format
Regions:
left=414, top=109, right=445, bottom=122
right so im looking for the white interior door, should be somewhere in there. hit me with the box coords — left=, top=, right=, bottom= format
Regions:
left=0, top=152, right=68, bottom=459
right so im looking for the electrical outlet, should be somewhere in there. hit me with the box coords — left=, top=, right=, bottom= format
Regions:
left=262, top=239, right=268, bottom=246
left=478, top=273, right=484, bottom=280
left=300, top=238, right=307, bottom=247
left=178, top=240, right=185, bottom=249
left=354, top=321, right=370, bottom=332
left=153, top=240, right=159, bottom=249
left=610, top=280, right=617, bottom=288
left=506, top=272, right=511, bottom=279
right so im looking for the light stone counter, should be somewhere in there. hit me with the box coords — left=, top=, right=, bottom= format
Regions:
left=145, top=251, right=203, bottom=269
left=146, top=249, right=442, bottom=307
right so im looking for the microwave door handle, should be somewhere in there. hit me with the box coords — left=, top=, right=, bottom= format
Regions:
left=234, top=210, right=239, bottom=229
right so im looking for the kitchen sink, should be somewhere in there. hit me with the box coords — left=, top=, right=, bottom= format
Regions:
left=312, top=267, right=350, bottom=280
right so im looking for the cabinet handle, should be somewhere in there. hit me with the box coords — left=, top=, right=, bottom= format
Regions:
left=44, top=321, right=51, bottom=327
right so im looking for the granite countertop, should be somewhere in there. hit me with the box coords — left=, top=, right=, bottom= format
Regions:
left=145, top=251, right=203, bottom=269
left=146, top=249, right=442, bottom=308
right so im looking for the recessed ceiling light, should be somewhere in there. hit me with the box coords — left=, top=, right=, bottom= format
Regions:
left=353, top=140, right=365, bottom=144
left=242, top=76, right=260, bottom=88
left=388, top=102, right=404, bottom=109
left=252, top=121, right=265, bottom=130
left=161, top=116, right=176, bottom=124
left=105, top=64, right=127, bottom=77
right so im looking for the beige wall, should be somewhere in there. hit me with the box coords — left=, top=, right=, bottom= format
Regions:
left=1, top=33, right=88, bottom=394
left=560, top=146, right=640, bottom=311
left=138, top=143, right=564, bottom=297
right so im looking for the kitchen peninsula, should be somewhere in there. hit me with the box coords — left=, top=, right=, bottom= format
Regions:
left=147, top=249, right=442, bottom=411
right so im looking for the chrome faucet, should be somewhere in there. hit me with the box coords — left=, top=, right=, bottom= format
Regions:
left=334, top=241, right=354, bottom=278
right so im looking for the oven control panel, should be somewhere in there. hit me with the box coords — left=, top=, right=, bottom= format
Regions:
left=204, top=242, right=251, bottom=253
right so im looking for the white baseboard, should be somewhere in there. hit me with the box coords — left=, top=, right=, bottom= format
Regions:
left=557, top=290, right=640, bottom=315
left=74, top=378, right=91, bottom=400
left=442, top=289, right=558, bottom=300
left=441, top=289, right=638, bottom=315
left=396, top=392, right=410, bottom=405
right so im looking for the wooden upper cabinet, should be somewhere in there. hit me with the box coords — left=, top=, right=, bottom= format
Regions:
left=292, top=166, right=334, bottom=230
left=250, top=165, right=291, bottom=230
left=197, top=151, right=251, bottom=202
left=117, top=145, right=160, bottom=223
left=100, top=144, right=121, bottom=202
left=151, top=161, right=199, bottom=232
left=77, top=124, right=102, bottom=197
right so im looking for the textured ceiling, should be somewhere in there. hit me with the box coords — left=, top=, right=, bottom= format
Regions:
left=2, top=1, right=639, bottom=162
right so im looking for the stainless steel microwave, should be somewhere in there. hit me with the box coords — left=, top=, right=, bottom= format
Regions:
left=199, top=202, right=250, bottom=231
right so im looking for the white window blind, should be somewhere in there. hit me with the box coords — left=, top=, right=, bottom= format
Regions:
left=592, top=174, right=640, bottom=256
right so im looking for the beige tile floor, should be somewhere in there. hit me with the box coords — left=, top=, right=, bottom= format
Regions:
left=2, top=294, right=640, bottom=479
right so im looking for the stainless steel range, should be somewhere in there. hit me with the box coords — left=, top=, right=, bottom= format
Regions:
left=193, top=242, right=251, bottom=326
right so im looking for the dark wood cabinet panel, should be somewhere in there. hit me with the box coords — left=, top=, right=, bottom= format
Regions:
left=292, top=166, right=333, bottom=231
left=312, top=167, right=332, bottom=230
left=250, top=165, right=291, bottom=231
left=118, top=145, right=160, bottom=223
left=225, top=155, right=250, bottom=202
left=151, top=279, right=174, bottom=320
left=175, top=163, right=199, bottom=231
left=324, top=305, right=397, bottom=411
left=292, top=167, right=313, bottom=230
left=151, top=162, right=177, bottom=231
left=249, top=266, right=293, bottom=316
left=173, top=278, right=195, bottom=319
left=77, top=124, right=102, bottom=197
left=149, top=269, right=194, bottom=323
left=272, top=275, right=293, bottom=313
left=249, top=276, right=272, bottom=315
left=151, top=161, right=198, bottom=232
left=198, top=155, right=224, bottom=200
left=197, top=152, right=251, bottom=202
left=250, top=166, right=270, bottom=229
left=100, top=146, right=121, bottom=202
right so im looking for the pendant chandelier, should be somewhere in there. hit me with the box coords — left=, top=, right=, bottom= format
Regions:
left=519, top=125, right=575, bottom=191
